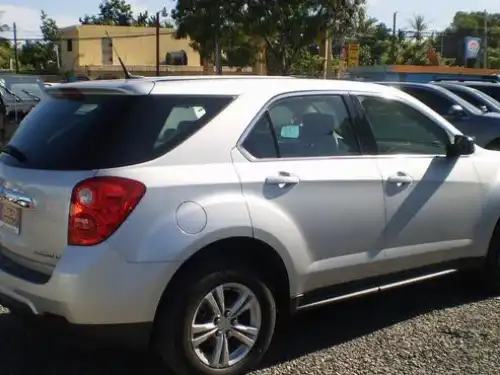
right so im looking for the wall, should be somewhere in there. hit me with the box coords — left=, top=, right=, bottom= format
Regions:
left=59, top=26, right=80, bottom=71
left=60, top=25, right=201, bottom=71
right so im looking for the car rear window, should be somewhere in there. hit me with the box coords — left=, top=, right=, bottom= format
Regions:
left=1, top=94, right=234, bottom=170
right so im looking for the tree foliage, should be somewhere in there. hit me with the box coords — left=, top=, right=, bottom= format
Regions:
left=80, top=0, right=135, bottom=26
left=0, top=13, right=12, bottom=69
left=438, top=11, right=500, bottom=68
left=19, top=11, right=61, bottom=73
left=172, top=0, right=365, bottom=73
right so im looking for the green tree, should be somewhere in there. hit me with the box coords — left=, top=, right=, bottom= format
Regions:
left=136, top=11, right=174, bottom=27
left=19, top=11, right=61, bottom=73
left=0, top=13, right=12, bottom=69
left=241, top=0, right=365, bottom=75
left=408, top=14, right=429, bottom=42
left=0, top=38, right=13, bottom=69
left=351, top=7, right=393, bottom=65
left=80, top=0, right=135, bottom=26
left=172, top=0, right=256, bottom=68
left=438, top=11, right=500, bottom=68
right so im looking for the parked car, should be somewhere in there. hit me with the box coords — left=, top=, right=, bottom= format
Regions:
left=0, top=75, right=45, bottom=122
left=432, top=82, right=500, bottom=114
left=2, top=77, right=500, bottom=375
left=432, top=80, right=500, bottom=105
left=379, top=82, right=500, bottom=150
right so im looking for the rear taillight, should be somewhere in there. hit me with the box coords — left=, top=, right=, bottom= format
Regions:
left=68, top=176, right=146, bottom=246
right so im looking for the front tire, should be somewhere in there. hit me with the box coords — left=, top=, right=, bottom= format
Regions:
left=484, top=223, right=500, bottom=293
left=154, top=264, right=277, bottom=375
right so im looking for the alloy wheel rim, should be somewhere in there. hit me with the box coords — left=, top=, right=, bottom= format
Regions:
left=190, top=282, right=262, bottom=369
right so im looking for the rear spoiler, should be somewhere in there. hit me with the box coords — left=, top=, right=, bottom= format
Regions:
left=44, top=82, right=154, bottom=97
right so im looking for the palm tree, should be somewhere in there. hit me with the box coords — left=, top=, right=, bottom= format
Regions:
left=408, top=14, right=429, bottom=42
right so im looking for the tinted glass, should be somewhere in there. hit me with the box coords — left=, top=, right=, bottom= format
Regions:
left=2, top=94, right=233, bottom=170
left=242, top=115, right=278, bottom=158
left=469, top=85, right=500, bottom=102
left=359, top=96, right=449, bottom=155
left=446, top=88, right=482, bottom=107
left=242, top=95, right=360, bottom=159
left=399, top=87, right=454, bottom=115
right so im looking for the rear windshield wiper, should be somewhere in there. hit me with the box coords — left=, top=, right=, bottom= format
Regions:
left=21, top=90, right=41, bottom=102
left=0, top=145, right=27, bottom=162
left=0, top=84, right=23, bottom=102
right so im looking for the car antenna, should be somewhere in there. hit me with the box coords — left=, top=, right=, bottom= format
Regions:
left=105, top=30, right=143, bottom=79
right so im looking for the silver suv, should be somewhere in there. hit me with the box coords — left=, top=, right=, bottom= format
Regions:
left=0, top=76, right=499, bottom=375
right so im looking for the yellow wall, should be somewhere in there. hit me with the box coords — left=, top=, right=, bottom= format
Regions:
left=60, top=25, right=201, bottom=71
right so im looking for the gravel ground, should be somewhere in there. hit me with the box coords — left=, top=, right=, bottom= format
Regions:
left=0, top=273, right=498, bottom=375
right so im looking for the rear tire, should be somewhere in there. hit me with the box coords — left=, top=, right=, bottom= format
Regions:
left=154, top=262, right=276, bottom=375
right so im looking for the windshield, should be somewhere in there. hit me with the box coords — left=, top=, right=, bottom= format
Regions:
left=8, top=82, right=45, bottom=100
left=2, top=94, right=234, bottom=170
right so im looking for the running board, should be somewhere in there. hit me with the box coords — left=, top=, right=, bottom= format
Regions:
left=296, top=269, right=458, bottom=311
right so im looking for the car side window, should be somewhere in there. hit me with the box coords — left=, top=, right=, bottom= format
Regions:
left=358, top=95, right=450, bottom=155
left=242, top=95, right=361, bottom=159
left=401, top=87, right=454, bottom=115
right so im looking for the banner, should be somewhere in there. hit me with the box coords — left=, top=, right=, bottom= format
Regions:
left=464, top=36, right=481, bottom=60
left=347, top=43, right=360, bottom=67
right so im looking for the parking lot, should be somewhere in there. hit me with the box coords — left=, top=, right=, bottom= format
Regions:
left=0, top=273, right=498, bottom=375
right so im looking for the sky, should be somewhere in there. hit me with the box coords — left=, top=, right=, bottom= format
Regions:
left=0, top=0, right=500, bottom=41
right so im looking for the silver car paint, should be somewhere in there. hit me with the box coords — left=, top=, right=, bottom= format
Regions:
left=0, top=78, right=498, bottom=326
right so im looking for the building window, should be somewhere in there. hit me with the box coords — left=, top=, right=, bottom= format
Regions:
left=67, top=39, right=73, bottom=52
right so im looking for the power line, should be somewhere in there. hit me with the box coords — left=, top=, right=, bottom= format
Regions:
left=3, top=29, right=175, bottom=41
left=1, top=29, right=177, bottom=42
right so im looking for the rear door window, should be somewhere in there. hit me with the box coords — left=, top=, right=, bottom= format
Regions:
left=2, top=94, right=234, bottom=170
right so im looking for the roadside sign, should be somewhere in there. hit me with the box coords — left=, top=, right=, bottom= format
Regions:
left=347, top=44, right=360, bottom=67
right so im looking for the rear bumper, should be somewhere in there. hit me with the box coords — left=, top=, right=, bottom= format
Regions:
left=0, top=245, right=179, bottom=345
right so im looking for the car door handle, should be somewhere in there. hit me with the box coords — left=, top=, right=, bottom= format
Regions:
left=387, top=173, right=413, bottom=186
left=265, top=173, right=300, bottom=187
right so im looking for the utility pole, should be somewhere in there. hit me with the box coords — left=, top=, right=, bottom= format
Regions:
left=13, top=22, right=19, bottom=73
left=483, top=10, right=488, bottom=69
left=156, top=11, right=160, bottom=76
left=214, top=2, right=222, bottom=75
left=391, top=12, right=398, bottom=64
left=214, top=37, right=222, bottom=75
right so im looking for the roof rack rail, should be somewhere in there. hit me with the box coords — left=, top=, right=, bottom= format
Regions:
left=432, top=75, right=500, bottom=83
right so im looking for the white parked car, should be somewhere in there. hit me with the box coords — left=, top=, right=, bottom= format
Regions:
left=0, top=76, right=498, bottom=375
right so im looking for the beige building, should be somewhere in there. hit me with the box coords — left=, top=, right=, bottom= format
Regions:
left=59, top=25, right=201, bottom=73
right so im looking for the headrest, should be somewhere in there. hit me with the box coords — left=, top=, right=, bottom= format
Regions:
left=177, top=120, right=195, bottom=133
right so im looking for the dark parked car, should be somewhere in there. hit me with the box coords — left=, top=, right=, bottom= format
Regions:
left=378, top=82, right=500, bottom=150
left=432, top=82, right=500, bottom=114
left=0, top=75, right=45, bottom=122
left=432, top=81, right=500, bottom=106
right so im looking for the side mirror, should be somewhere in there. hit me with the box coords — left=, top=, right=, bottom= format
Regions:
left=447, top=134, right=475, bottom=157
left=479, top=105, right=488, bottom=113
left=448, top=104, right=466, bottom=118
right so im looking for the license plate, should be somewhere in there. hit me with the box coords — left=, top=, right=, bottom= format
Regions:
left=0, top=203, right=21, bottom=235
